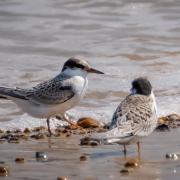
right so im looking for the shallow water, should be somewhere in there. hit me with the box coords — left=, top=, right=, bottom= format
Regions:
left=0, top=0, right=180, bottom=179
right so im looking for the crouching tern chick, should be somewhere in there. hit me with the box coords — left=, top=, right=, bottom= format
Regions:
left=0, top=57, right=104, bottom=135
left=89, top=77, right=157, bottom=156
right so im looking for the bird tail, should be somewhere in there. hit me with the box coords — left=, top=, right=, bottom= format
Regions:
left=0, top=87, right=27, bottom=100
left=89, top=127, right=134, bottom=144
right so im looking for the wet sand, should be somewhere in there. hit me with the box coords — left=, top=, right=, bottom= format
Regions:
left=0, top=128, right=180, bottom=180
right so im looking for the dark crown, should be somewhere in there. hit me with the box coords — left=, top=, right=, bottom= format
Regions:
left=62, top=57, right=90, bottom=71
left=132, top=77, right=152, bottom=95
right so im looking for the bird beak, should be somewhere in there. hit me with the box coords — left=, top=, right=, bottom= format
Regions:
left=87, top=68, right=104, bottom=74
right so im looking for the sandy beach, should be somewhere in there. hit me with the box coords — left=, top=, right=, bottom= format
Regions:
left=0, top=128, right=180, bottom=180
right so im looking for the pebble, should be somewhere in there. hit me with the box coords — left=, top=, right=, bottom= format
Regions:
left=0, top=166, right=9, bottom=177
left=77, top=117, right=100, bottom=128
left=124, top=159, right=139, bottom=168
left=57, top=177, right=68, bottom=180
left=33, top=126, right=46, bottom=132
left=19, top=134, right=29, bottom=140
left=80, top=137, right=100, bottom=146
left=120, top=168, right=130, bottom=174
left=15, top=157, right=25, bottom=163
left=8, top=137, right=20, bottom=143
left=80, top=155, right=87, bottom=161
left=31, top=133, right=45, bottom=140
left=0, top=129, right=4, bottom=133
left=80, top=137, right=91, bottom=145
left=156, top=124, right=170, bottom=132
left=167, top=114, right=180, bottom=122
left=166, top=153, right=178, bottom=160
left=66, top=133, right=71, bottom=137
left=24, top=128, right=31, bottom=134
left=35, top=152, right=48, bottom=161
left=90, top=141, right=99, bottom=146
left=157, top=114, right=180, bottom=129
left=13, top=129, right=21, bottom=133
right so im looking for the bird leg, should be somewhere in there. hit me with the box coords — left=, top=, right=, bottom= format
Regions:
left=123, top=144, right=127, bottom=157
left=46, top=117, right=52, bottom=136
left=137, top=141, right=141, bottom=160
left=63, top=113, right=77, bottom=126
left=56, top=113, right=78, bottom=127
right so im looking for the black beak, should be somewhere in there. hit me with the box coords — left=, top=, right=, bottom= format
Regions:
left=87, top=68, right=104, bottom=74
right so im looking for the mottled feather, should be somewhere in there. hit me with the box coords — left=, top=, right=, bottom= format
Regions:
left=110, top=94, right=157, bottom=136
left=0, top=73, right=75, bottom=105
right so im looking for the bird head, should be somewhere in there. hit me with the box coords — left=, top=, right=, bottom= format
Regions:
left=62, top=57, right=104, bottom=75
left=131, top=77, right=152, bottom=96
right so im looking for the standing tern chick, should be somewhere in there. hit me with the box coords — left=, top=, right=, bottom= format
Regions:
left=90, top=77, right=157, bottom=155
left=0, top=57, right=104, bottom=135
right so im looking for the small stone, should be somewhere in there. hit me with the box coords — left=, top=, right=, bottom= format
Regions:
left=0, top=129, right=4, bottom=134
left=33, top=126, right=46, bottom=132
left=80, top=137, right=100, bottom=146
left=6, top=130, right=11, bottom=134
left=54, top=132, right=61, bottom=137
left=80, top=155, right=87, bottom=161
left=90, top=141, right=99, bottom=146
left=57, top=176, right=68, bottom=180
left=156, top=124, right=170, bottom=132
left=13, top=129, right=21, bottom=133
left=19, top=134, right=29, bottom=140
left=30, top=133, right=45, bottom=140
left=166, top=153, right=178, bottom=160
left=15, top=157, right=25, bottom=163
left=8, top=137, right=19, bottom=143
left=62, top=129, right=68, bottom=134
left=66, top=133, right=71, bottom=137
left=35, top=152, right=48, bottom=161
left=167, top=114, right=180, bottom=122
left=120, top=168, right=130, bottom=174
left=80, top=137, right=91, bottom=145
left=124, top=159, right=139, bottom=168
left=0, top=166, right=9, bottom=177
left=24, top=128, right=31, bottom=134
left=77, top=117, right=100, bottom=128
left=158, top=114, right=180, bottom=129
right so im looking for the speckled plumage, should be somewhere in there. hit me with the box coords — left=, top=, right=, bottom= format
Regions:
left=92, top=77, right=157, bottom=147
left=110, top=93, right=157, bottom=139
left=17, top=73, right=75, bottom=105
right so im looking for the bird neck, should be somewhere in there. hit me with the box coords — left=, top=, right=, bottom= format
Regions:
left=150, top=91, right=157, bottom=112
left=62, top=68, right=88, bottom=78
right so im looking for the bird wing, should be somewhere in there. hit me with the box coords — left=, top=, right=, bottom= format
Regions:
left=0, top=87, right=29, bottom=100
left=0, top=74, right=75, bottom=105
left=91, top=94, right=156, bottom=144
left=26, top=74, right=76, bottom=105
left=110, top=94, right=156, bottom=136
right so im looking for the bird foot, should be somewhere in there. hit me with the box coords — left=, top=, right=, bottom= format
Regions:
left=67, top=123, right=80, bottom=130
